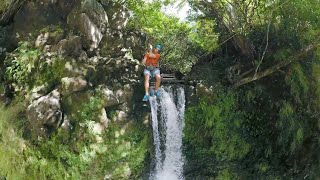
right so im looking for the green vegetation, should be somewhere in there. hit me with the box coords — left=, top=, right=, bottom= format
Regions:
left=0, top=102, right=26, bottom=179
left=185, top=89, right=250, bottom=161
left=4, top=42, right=41, bottom=91
left=0, top=0, right=12, bottom=12
left=182, top=0, right=320, bottom=178
left=62, top=91, right=104, bottom=123
left=4, top=41, right=65, bottom=94
left=215, top=168, right=238, bottom=180
left=1, top=0, right=320, bottom=179
left=125, top=0, right=219, bottom=73
left=0, top=101, right=150, bottom=179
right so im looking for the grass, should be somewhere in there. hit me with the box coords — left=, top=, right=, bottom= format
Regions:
left=0, top=102, right=27, bottom=179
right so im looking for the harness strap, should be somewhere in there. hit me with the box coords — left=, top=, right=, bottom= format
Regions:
left=146, top=65, right=158, bottom=71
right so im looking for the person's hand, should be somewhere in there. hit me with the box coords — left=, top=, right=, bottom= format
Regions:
left=142, top=57, right=147, bottom=66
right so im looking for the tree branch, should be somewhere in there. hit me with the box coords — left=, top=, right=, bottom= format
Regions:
left=234, top=39, right=320, bottom=87
left=0, top=0, right=26, bottom=26
left=254, top=13, right=272, bottom=78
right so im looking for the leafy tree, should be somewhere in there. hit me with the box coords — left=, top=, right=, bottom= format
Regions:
left=124, top=0, right=219, bottom=73
left=188, top=0, right=320, bottom=84
left=184, top=0, right=320, bottom=178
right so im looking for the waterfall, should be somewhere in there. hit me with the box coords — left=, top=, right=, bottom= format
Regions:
left=149, top=86, right=185, bottom=180
left=150, top=96, right=162, bottom=176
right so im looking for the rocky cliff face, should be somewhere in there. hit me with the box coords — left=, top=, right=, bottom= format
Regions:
left=6, top=0, right=147, bottom=137
left=0, top=0, right=150, bottom=178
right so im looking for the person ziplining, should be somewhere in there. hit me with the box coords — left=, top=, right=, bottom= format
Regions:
left=141, top=44, right=162, bottom=101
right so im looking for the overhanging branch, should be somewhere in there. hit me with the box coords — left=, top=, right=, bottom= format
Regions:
left=0, top=0, right=26, bottom=26
left=234, top=39, right=320, bottom=87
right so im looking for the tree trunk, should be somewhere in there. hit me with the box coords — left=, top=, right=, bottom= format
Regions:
left=0, top=0, right=26, bottom=26
left=234, top=40, right=320, bottom=87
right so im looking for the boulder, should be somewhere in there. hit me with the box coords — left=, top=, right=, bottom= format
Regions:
left=100, top=30, right=125, bottom=57
left=35, top=27, right=65, bottom=49
left=61, top=115, right=72, bottom=132
left=98, top=83, right=136, bottom=109
left=79, top=13, right=104, bottom=49
left=26, top=89, right=63, bottom=137
left=81, top=0, right=108, bottom=28
left=100, top=30, right=146, bottom=59
left=61, top=76, right=88, bottom=96
left=112, top=110, right=128, bottom=122
left=104, top=1, right=129, bottom=30
left=52, top=35, right=83, bottom=57
left=99, top=108, right=109, bottom=128
left=26, top=84, right=50, bottom=102
left=67, top=0, right=108, bottom=49
left=35, top=32, right=49, bottom=48
left=100, top=85, right=121, bottom=107
left=59, top=115, right=72, bottom=141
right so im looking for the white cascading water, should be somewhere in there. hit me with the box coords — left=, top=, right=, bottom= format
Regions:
left=149, top=86, right=185, bottom=180
left=150, top=96, right=163, bottom=176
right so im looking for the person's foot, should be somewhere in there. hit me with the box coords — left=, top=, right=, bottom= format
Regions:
left=142, top=94, right=149, bottom=101
left=154, top=91, right=160, bottom=98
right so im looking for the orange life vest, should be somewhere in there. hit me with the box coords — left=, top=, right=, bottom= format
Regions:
left=145, top=52, right=160, bottom=67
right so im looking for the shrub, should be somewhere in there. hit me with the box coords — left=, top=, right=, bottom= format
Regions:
left=4, top=41, right=65, bottom=94
left=5, top=42, right=40, bottom=92
left=0, top=101, right=150, bottom=179
left=184, top=89, right=250, bottom=161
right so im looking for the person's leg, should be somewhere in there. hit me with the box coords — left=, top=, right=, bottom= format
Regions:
left=144, top=74, right=150, bottom=94
left=153, top=68, right=161, bottom=97
left=143, top=69, right=151, bottom=101
left=155, top=74, right=161, bottom=91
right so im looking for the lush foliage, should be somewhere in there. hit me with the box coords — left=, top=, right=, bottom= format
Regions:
left=0, top=101, right=150, bottom=179
left=5, top=42, right=41, bottom=91
left=183, top=0, right=320, bottom=178
left=125, top=0, right=219, bottom=73
left=4, top=42, right=65, bottom=94
left=0, top=0, right=12, bottom=12
left=185, top=89, right=250, bottom=161
left=1, top=0, right=320, bottom=179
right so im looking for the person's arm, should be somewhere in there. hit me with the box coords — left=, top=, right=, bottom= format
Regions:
left=156, top=54, right=161, bottom=67
left=148, top=49, right=156, bottom=58
left=141, top=54, right=148, bottom=66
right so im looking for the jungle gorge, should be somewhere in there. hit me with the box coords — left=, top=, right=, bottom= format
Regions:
left=0, top=0, right=320, bottom=179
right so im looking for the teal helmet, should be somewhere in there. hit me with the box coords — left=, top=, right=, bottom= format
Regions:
left=155, top=44, right=162, bottom=51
